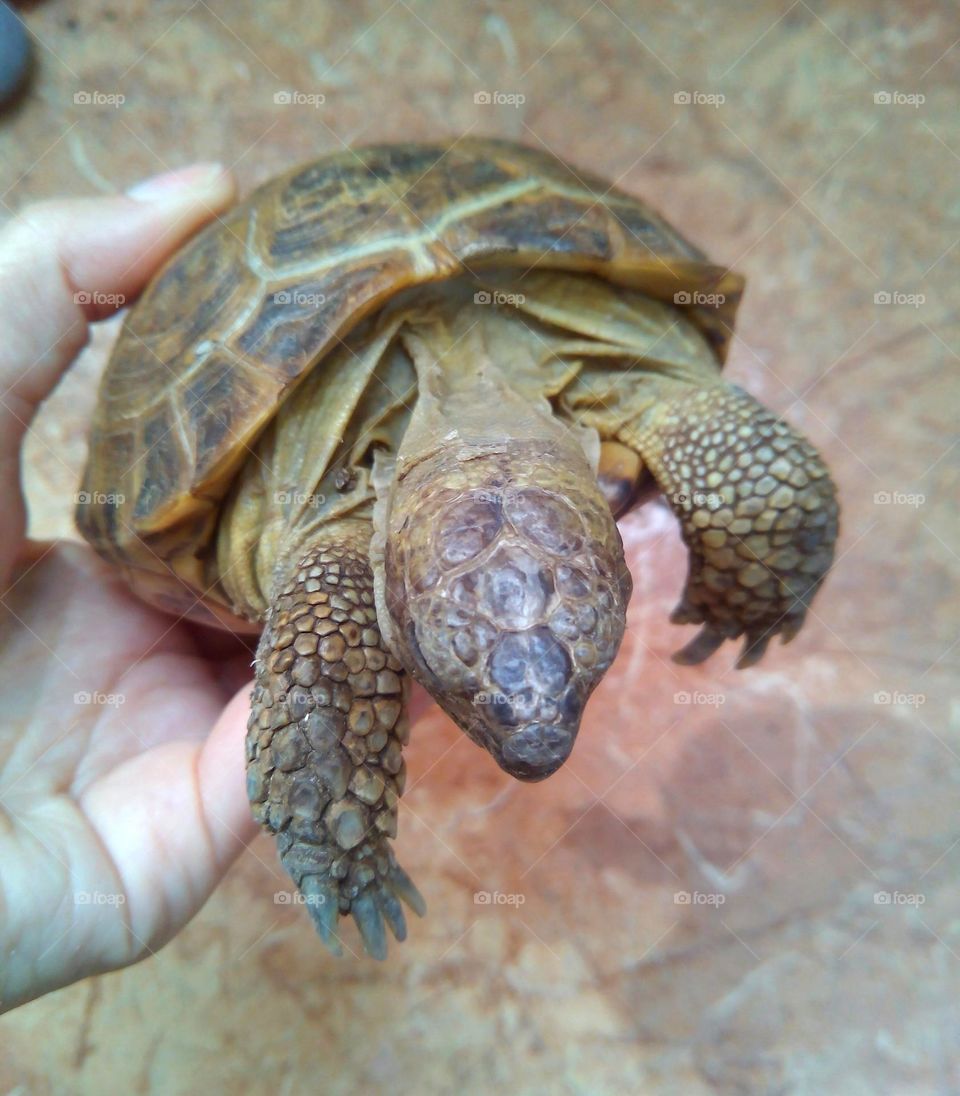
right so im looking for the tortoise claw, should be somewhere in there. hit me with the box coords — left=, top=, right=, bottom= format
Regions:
left=676, top=613, right=807, bottom=670
left=302, top=876, right=343, bottom=957
left=669, top=600, right=698, bottom=627
left=672, top=624, right=727, bottom=666
left=376, top=888, right=409, bottom=942
left=352, top=891, right=388, bottom=960
left=736, top=631, right=771, bottom=669
left=389, top=863, right=427, bottom=918
left=303, top=868, right=422, bottom=959
left=778, top=614, right=804, bottom=646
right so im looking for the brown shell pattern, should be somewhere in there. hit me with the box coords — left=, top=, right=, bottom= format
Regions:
left=77, top=138, right=744, bottom=608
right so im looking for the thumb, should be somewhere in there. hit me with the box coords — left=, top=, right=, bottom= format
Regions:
left=0, top=163, right=236, bottom=577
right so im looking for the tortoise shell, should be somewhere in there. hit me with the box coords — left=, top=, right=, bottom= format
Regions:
left=77, top=138, right=744, bottom=626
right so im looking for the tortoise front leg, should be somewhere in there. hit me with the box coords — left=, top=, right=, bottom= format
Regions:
left=245, top=521, right=424, bottom=959
left=631, top=383, right=839, bottom=668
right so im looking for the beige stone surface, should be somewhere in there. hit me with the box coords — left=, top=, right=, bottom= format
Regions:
left=1, top=2, right=958, bottom=1093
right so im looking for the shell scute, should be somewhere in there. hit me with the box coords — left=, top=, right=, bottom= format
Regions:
left=78, top=138, right=743, bottom=619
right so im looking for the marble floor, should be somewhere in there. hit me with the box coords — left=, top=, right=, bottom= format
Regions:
left=1, top=2, right=957, bottom=1092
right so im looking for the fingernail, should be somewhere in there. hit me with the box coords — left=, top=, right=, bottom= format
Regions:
left=126, top=162, right=226, bottom=201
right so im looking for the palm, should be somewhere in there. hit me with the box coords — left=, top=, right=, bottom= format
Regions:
left=0, top=542, right=256, bottom=1004
left=0, top=166, right=249, bottom=1010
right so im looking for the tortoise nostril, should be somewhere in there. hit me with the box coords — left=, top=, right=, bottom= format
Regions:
left=499, top=722, right=575, bottom=781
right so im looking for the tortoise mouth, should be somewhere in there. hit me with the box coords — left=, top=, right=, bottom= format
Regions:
left=441, top=673, right=587, bottom=782
left=495, top=721, right=576, bottom=781
left=430, top=688, right=582, bottom=782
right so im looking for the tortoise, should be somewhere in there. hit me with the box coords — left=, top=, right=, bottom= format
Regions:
left=77, top=138, right=839, bottom=958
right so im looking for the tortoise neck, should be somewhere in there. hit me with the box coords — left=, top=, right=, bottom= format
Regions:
left=398, top=311, right=565, bottom=468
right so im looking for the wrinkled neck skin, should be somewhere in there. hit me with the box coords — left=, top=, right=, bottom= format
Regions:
left=374, top=301, right=633, bottom=781
left=397, top=316, right=591, bottom=477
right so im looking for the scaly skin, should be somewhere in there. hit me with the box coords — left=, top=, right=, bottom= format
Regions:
left=245, top=521, right=424, bottom=958
left=633, top=383, right=839, bottom=667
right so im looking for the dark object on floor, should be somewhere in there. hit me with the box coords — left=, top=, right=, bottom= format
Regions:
left=0, top=2, right=30, bottom=107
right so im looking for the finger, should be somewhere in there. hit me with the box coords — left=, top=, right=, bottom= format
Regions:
left=76, top=680, right=258, bottom=957
left=409, top=680, right=434, bottom=725
left=0, top=163, right=236, bottom=579
left=196, top=680, right=260, bottom=868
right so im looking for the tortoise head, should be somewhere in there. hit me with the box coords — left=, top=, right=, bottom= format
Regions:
left=376, top=326, right=632, bottom=781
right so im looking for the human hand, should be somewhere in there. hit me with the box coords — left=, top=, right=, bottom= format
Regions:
left=0, top=165, right=261, bottom=1013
